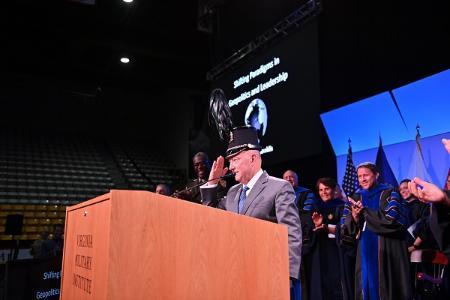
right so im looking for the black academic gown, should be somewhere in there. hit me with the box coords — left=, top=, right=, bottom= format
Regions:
left=305, top=198, right=346, bottom=300
left=430, top=190, right=450, bottom=257
left=303, top=198, right=355, bottom=300
left=341, top=184, right=411, bottom=300
left=405, top=196, right=436, bottom=250
left=429, top=190, right=450, bottom=297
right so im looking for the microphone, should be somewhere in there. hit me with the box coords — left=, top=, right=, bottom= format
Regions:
left=218, top=172, right=236, bottom=180
left=416, top=272, right=443, bottom=285
left=172, top=172, right=235, bottom=197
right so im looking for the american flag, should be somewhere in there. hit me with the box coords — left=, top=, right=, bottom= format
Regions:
left=342, top=142, right=359, bottom=196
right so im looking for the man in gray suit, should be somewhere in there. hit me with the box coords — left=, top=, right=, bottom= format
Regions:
left=200, top=126, right=302, bottom=297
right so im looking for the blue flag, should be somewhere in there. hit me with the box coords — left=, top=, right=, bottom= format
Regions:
left=375, top=138, right=398, bottom=188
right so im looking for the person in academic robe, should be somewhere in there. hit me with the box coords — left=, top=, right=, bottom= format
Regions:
left=399, top=179, right=436, bottom=253
left=283, top=169, right=316, bottom=300
left=341, top=162, right=411, bottom=300
left=408, top=138, right=450, bottom=297
left=305, top=177, right=354, bottom=300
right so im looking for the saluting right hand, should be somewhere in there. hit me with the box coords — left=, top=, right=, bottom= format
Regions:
left=208, top=156, right=228, bottom=185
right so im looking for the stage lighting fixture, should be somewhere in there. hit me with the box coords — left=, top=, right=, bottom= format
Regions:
left=120, top=57, right=130, bottom=64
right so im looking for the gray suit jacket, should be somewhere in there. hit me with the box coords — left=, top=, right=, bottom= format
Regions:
left=201, top=171, right=302, bottom=279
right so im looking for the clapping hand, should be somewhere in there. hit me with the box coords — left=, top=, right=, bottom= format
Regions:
left=312, top=212, right=324, bottom=231
left=405, top=138, right=450, bottom=206
left=348, top=197, right=363, bottom=223
left=408, top=177, right=447, bottom=204
left=442, top=138, right=450, bottom=154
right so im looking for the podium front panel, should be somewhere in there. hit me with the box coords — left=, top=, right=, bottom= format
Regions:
left=60, top=190, right=289, bottom=300
left=60, top=194, right=112, bottom=300
left=106, top=190, right=289, bottom=300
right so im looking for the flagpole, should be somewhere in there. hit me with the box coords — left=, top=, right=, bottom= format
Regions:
left=416, top=124, right=425, bottom=162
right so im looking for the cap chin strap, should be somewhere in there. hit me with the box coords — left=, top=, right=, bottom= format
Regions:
left=225, top=144, right=261, bottom=159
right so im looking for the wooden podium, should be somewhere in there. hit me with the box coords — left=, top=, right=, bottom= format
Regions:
left=60, top=190, right=289, bottom=300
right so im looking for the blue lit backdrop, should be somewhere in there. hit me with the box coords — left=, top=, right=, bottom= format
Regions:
left=321, top=69, right=450, bottom=187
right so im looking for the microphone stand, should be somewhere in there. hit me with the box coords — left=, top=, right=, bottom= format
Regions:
left=172, top=173, right=235, bottom=198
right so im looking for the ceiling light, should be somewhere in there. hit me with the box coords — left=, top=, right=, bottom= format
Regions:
left=120, top=57, right=130, bottom=64
left=123, top=0, right=133, bottom=3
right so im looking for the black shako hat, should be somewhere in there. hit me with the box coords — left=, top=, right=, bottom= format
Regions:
left=225, top=126, right=261, bottom=159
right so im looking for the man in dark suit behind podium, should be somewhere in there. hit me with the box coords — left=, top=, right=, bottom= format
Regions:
left=176, top=152, right=227, bottom=204
left=200, top=126, right=302, bottom=298
left=176, top=152, right=211, bottom=203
